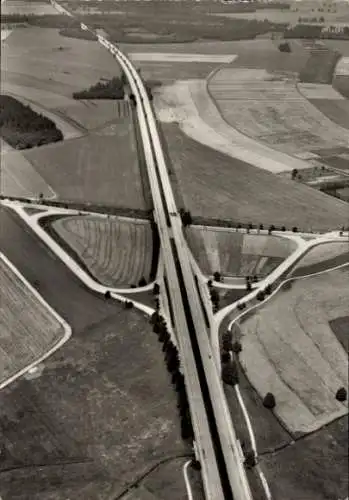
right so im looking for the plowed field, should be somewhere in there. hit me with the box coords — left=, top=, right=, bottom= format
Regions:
left=240, top=266, right=349, bottom=434
left=0, top=255, right=65, bottom=387
left=208, top=67, right=349, bottom=155
left=52, top=215, right=153, bottom=287
left=186, top=227, right=296, bottom=277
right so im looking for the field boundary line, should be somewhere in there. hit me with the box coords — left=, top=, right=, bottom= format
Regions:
left=0, top=252, right=72, bottom=391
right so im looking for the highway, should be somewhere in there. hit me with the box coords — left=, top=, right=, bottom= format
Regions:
left=90, top=29, right=253, bottom=500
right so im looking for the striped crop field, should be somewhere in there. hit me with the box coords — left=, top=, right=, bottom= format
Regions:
left=239, top=266, right=349, bottom=434
left=52, top=215, right=153, bottom=287
left=208, top=68, right=349, bottom=155
left=186, top=226, right=296, bottom=278
left=0, top=256, right=65, bottom=388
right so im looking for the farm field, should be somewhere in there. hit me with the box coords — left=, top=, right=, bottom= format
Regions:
left=261, top=415, right=348, bottom=500
left=1, top=27, right=125, bottom=130
left=185, top=227, right=296, bottom=278
left=155, top=78, right=313, bottom=174
left=292, top=241, right=349, bottom=275
left=208, top=67, right=349, bottom=155
left=1, top=0, right=59, bottom=16
left=329, top=316, right=349, bottom=353
left=306, top=98, right=349, bottom=129
left=0, top=255, right=65, bottom=388
left=22, top=126, right=146, bottom=209
left=0, top=146, right=56, bottom=199
left=51, top=215, right=154, bottom=288
left=160, top=122, right=349, bottom=231
left=239, top=266, right=349, bottom=434
left=1, top=27, right=144, bottom=205
left=56, top=1, right=288, bottom=43
left=0, top=206, right=189, bottom=500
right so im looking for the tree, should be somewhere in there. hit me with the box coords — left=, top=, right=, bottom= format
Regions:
left=336, top=387, right=347, bottom=402
left=221, top=361, right=239, bottom=386
left=138, top=276, right=147, bottom=287
left=278, top=41, right=291, bottom=53
left=124, top=301, right=134, bottom=309
left=264, top=284, right=272, bottom=295
left=268, top=224, right=275, bottom=235
left=263, top=392, right=276, bottom=409
left=222, top=338, right=233, bottom=352
left=153, top=283, right=160, bottom=295
left=104, top=290, right=111, bottom=299
left=246, top=281, right=252, bottom=292
left=281, top=225, right=286, bottom=232
left=207, top=279, right=213, bottom=288
left=191, top=459, right=201, bottom=471
left=221, top=351, right=231, bottom=364
left=232, top=341, right=242, bottom=354
left=259, top=224, right=264, bottom=231
left=244, top=450, right=257, bottom=469
left=292, top=227, right=298, bottom=233
left=213, top=271, right=221, bottom=282
left=256, top=290, right=265, bottom=301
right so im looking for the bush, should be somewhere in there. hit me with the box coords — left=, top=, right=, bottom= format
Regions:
left=104, top=290, right=111, bottom=299
left=256, top=291, right=265, bottom=301
left=0, top=95, right=63, bottom=149
left=336, top=387, right=347, bottom=402
left=244, top=450, right=257, bottom=468
left=264, top=284, right=272, bottom=295
left=73, top=76, right=124, bottom=100
left=138, top=276, right=147, bottom=287
left=152, top=283, right=160, bottom=295
left=278, top=41, right=291, bottom=52
left=213, top=271, right=221, bottom=282
left=221, top=351, right=231, bottom=364
left=263, top=392, right=276, bottom=409
left=221, top=361, right=239, bottom=386
left=232, top=341, right=242, bottom=354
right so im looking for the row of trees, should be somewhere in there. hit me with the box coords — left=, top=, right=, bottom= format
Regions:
left=150, top=305, right=194, bottom=441
left=73, top=76, right=125, bottom=100
left=0, top=95, right=63, bottom=149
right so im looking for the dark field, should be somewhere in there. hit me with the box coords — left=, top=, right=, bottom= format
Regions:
left=0, top=207, right=189, bottom=500
left=261, top=415, right=348, bottom=500
left=309, top=98, right=349, bottom=130
left=56, top=1, right=286, bottom=43
left=333, top=75, right=349, bottom=99
left=329, top=316, right=349, bottom=353
left=161, top=123, right=349, bottom=232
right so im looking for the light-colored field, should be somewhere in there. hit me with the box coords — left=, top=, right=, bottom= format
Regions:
left=208, top=67, right=349, bottom=155
left=186, top=227, right=296, bottom=277
left=1, top=29, right=13, bottom=41
left=214, top=8, right=349, bottom=25
left=297, top=83, right=345, bottom=100
left=0, top=255, right=65, bottom=387
left=293, top=242, right=349, bottom=271
left=155, top=79, right=311, bottom=173
left=53, top=215, right=153, bottom=287
left=335, top=56, right=349, bottom=76
left=1, top=0, right=59, bottom=15
left=240, top=267, right=349, bottom=434
left=129, top=52, right=236, bottom=63
left=0, top=147, right=56, bottom=199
